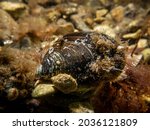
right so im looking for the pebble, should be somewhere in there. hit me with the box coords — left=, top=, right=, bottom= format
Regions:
left=0, top=1, right=28, bottom=19
left=96, top=9, right=108, bottom=18
left=7, top=88, right=19, bottom=101
left=69, top=102, right=94, bottom=113
left=94, top=25, right=116, bottom=38
left=32, top=84, right=55, bottom=98
left=0, top=1, right=27, bottom=12
left=58, top=3, right=77, bottom=16
left=84, top=17, right=94, bottom=27
left=141, top=48, right=150, bottom=64
left=71, top=14, right=91, bottom=31
left=94, top=17, right=105, bottom=23
left=128, top=20, right=141, bottom=28
left=51, top=73, right=78, bottom=94
left=99, top=0, right=111, bottom=6
left=47, top=10, right=61, bottom=22
left=111, top=6, right=125, bottom=22
left=55, top=23, right=75, bottom=35
left=0, top=9, right=19, bottom=40
left=137, top=39, right=148, bottom=48
left=142, top=95, right=150, bottom=103
left=122, top=29, right=142, bottom=39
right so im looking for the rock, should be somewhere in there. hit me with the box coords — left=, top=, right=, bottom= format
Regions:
left=0, top=1, right=28, bottom=19
left=55, top=23, right=75, bottom=35
left=71, top=14, right=91, bottom=31
left=84, top=17, right=94, bottom=27
left=99, top=0, right=112, bottom=6
left=141, top=48, right=150, bottom=64
left=51, top=73, right=78, bottom=94
left=142, top=94, right=150, bottom=103
left=94, top=25, right=116, bottom=38
left=84, top=0, right=101, bottom=7
left=30, top=5, right=45, bottom=16
left=28, top=0, right=49, bottom=6
left=111, top=6, right=125, bottom=22
left=57, top=3, right=77, bottom=16
left=137, top=39, right=148, bottom=48
left=0, top=9, right=20, bottom=41
left=128, top=20, right=141, bottom=29
left=96, top=9, right=108, bottom=18
left=32, top=84, right=55, bottom=98
left=69, top=102, right=94, bottom=113
left=0, top=1, right=27, bottom=11
left=94, top=9, right=108, bottom=23
left=122, top=29, right=142, bottom=39
left=7, top=88, right=19, bottom=101
left=94, top=17, right=105, bottom=23
left=46, top=10, right=61, bottom=22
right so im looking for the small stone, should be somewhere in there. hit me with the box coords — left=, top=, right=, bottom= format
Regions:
left=147, top=27, right=150, bottom=36
left=99, top=0, right=111, bottom=6
left=0, top=1, right=27, bottom=11
left=69, top=102, right=94, bottom=113
left=141, top=48, right=150, bottom=64
left=32, top=84, right=55, bottom=98
left=96, top=9, right=108, bottom=18
left=94, top=25, right=116, bottom=38
left=71, top=14, right=91, bottom=31
left=7, top=88, right=19, bottom=101
left=123, top=29, right=142, bottom=39
left=47, top=10, right=61, bottom=22
left=142, top=95, right=150, bottom=103
left=58, top=3, right=77, bottom=15
left=0, top=1, right=28, bottom=19
left=84, top=0, right=101, bottom=7
left=51, top=73, right=78, bottom=94
left=28, top=0, right=49, bottom=6
left=55, top=23, right=75, bottom=35
left=0, top=9, right=19, bottom=40
left=137, top=39, right=148, bottom=48
left=84, top=17, right=94, bottom=27
left=111, top=6, right=125, bottom=22
left=94, top=17, right=105, bottom=23
left=128, top=20, right=141, bottom=28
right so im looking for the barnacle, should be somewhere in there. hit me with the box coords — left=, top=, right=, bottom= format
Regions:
left=37, top=32, right=125, bottom=83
